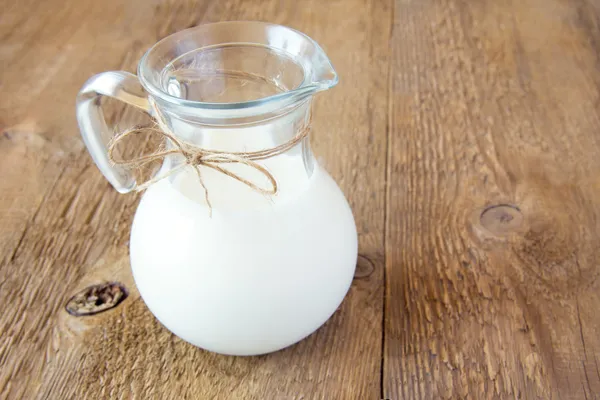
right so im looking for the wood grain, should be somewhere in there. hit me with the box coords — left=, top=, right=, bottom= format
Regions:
left=3, top=0, right=600, bottom=398
left=386, top=0, right=600, bottom=398
left=0, top=0, right=389, bottom=399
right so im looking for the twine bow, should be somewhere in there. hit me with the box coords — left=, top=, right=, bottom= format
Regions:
left=108, top=99, right=310, bottom=215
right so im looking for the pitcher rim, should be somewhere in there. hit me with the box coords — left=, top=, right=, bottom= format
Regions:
left=137, top=21, right=339, bottom=113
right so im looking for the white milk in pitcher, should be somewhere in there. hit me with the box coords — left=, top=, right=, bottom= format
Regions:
left=129, top=151, right=358, bottom=355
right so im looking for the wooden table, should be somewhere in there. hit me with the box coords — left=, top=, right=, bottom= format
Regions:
left=2, top=0, right=600, bottom=398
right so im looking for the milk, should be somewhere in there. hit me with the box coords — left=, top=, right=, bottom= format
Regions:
left=129, top=151, right=358, bottom=355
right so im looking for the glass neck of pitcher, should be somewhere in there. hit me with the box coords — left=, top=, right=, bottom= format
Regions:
left=160, top=98, right=313, bottom=155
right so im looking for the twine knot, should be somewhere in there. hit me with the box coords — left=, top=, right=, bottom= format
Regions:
left=187, top=152, right=205, bottom=165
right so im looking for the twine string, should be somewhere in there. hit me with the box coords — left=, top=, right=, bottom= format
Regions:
left=108, top=98, right=310, bottom=214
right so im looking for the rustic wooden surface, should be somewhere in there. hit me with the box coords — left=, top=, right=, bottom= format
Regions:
left=1, top=0, right=600, bottom=398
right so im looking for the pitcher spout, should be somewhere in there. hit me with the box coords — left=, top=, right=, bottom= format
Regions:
left=308, top=50, right=339, bottom=92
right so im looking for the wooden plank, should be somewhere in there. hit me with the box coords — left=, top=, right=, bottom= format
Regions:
left=0, top=0, right=390, bottom=398
left=385, top=0, right=600, bottom=398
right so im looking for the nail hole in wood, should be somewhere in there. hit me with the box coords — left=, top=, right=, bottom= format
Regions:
left=479, top=204, right=523, bottom=236
left=65, top=282, right=128, bottom=317
left=354, top=255, right=374, bottom=279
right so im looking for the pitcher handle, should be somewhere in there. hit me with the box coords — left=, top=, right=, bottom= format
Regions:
left=76, top=71, right=151, bottom=193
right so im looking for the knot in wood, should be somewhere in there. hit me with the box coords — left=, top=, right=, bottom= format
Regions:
left=354, top=255, right=375, bottom=279
left=480, top=204, right=524, bottom=236
left=65, top=282, right=128, bottom=316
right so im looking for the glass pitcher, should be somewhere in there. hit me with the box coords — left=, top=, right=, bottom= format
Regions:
left=76, top=21, right=357, bottom=356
